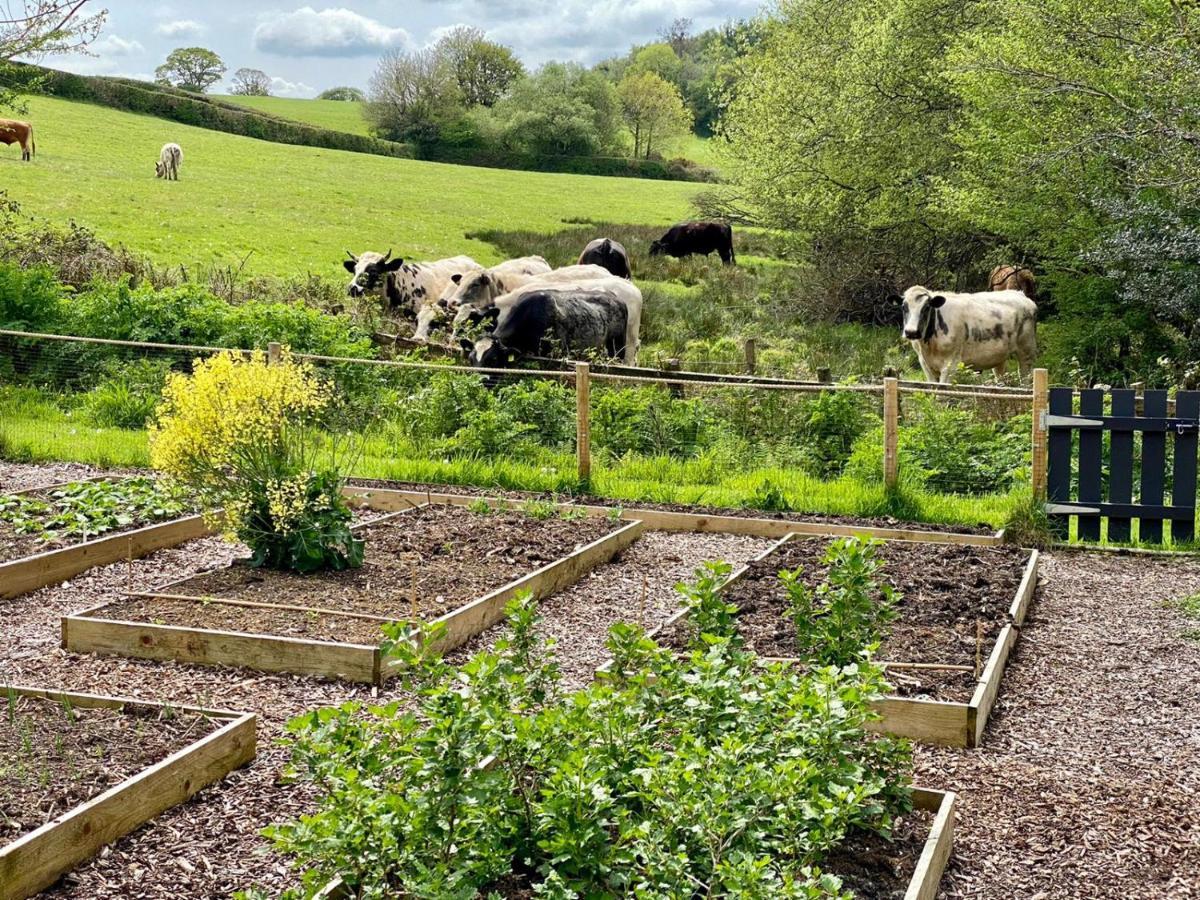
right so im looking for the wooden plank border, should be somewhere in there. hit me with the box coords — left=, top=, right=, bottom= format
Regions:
left=0, top=514, right=214, bottom=601
left=63, top=517, right=645, bottom=685
left=638, top=533, right=1039, bottom=748
left=311, top=787, right=954, bottom=900
left=0, top=685, right=255, bottom=900
left=342, top=486, right=1005, bottom=546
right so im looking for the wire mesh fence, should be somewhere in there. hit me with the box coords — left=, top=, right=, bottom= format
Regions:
left=0, top=330, right=1037, bottom=521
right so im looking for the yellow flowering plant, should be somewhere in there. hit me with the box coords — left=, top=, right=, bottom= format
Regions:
left=149, top=350, right=364, bottom=573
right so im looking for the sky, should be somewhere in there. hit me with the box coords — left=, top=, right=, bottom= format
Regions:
left=49, top=1, right=762, bottom=98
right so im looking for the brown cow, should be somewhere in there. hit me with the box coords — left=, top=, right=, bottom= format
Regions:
left=988, top=265, right=1036, bottom=300
left=0, top=119, right=34, bottom=162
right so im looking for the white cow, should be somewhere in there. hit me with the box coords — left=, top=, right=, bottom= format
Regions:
left=155, top=142, right=182, bottom=180
left=441, top=256, right=552, bottom=326
left=343, top=250, right=482, bottom=340
left=449, top=263, right=613, bottom=330
left=893, top=286, right=1038, bottom=383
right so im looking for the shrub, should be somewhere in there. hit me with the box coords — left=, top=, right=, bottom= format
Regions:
left=81, top=359, right=172, bottom=429
left=0, top=262, right=64, bottom=332
left=266, top=593, right=912, bottom=897
left=782, top=538, right=898, bottom=666
left=794, top=390, right=874, bottom=479
left=150, top=350, right=362, bottom=573
left=495, top=379, right=575, bottom=448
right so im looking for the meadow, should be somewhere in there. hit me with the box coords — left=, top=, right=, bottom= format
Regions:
left=0, top=96, right=698, bottom=276
left=213, top=95, right=374, bottom=136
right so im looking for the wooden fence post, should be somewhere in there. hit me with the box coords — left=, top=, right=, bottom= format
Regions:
left=665, top=358, right=683, bottom=399
left=267, top=341, right=282, bottom=365
left=883, top=377, right=899, bottom=489
left=1031, top=368, right=1049, bottom=500
left=576, top=362, right=591, bottom=483
left=816, top=367, right=832, bottom=385
left=743, top=338, right=757, bottom=375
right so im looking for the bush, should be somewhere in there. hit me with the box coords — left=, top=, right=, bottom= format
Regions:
left=150, top=350, right=362, bottom=573
left=0, top=262, right=63, bottom=332
left=81, top=359, right=172, bottom=429
left=266, top=593, right=912, bottom=897
left=591, top=386, right=713, bottom=458
left=495, top=379, right=575, bottom=448
left=793, top=390, right=874, bottom=479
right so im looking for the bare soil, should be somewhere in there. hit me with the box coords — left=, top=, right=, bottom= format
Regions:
left=0, top=695, right=216, bottom=842
left=153, top=506, right=618, bottom=620
left=660, top=539, right=1029, bottom=701
left=821, top=808, right=935, bottom=899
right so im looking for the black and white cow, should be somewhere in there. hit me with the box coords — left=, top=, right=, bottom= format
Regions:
left=343, top=250, right=482, bottom=339
left=891, top=286, right=1038, bottom=383
left=649, top=222, right=735, bottom=265
left=440, top=256, right=551, bottom=326
left=449, top=263, right=611, bottom=330
left=462, top=277, right=643, bottom=370
left=577, top=238, right=632, bottom=279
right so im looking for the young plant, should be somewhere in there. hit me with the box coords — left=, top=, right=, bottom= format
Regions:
left=522, top=498, right=557, bottom=520
left=466, top=498, right=492, bottom=516
left=677, top=560, right=739, bottom=644
left=782, top=538, right=898, bottom=666
left=149, top=349, right=363, bottom=573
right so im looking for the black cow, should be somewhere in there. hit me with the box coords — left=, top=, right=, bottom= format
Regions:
left=649, top=222, right=735, bottom=265
left=577, top=237, right=632, bottom=279
left=462, top=288, right=631, bottom=372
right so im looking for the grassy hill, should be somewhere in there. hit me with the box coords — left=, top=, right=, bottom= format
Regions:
left=213, top=95, right=372, bottom=136
left=1, top=96, right=699, bottom=276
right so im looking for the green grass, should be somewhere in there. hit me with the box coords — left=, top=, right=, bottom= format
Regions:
left=213, top=95, right=373, bottom=136
left=675, top=134, right=724, bottom=170
left=2, top=96, right=700, bottom=276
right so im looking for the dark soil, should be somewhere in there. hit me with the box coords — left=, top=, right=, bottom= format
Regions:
left=0, top=694, right=217, bottom=841
left=0, top=520, right=50, bottom=562
left=96, top=596, right=391, bottom=645
left=347, top=478, right=997, bottom=535
left=113, top=506, right=618, bottom=622
left=661, top=539, right=1030, bottom=702
left=821, top=808, right=935, bottom=899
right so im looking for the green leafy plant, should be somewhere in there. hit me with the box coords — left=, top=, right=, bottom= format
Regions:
left=466, top=499, right=492, bottom=515
left=522, top=498, right=557, bottom=520
left=0, top=476, right=187, bottom=542
left=676, top=560, right=739, bottom=643
left=781, top=538, right=898, bottom=666
left=267, top=590, right=912, bottom=898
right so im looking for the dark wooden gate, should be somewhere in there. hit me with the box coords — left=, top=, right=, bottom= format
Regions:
left=1046, top=388, right=1200, bottom=544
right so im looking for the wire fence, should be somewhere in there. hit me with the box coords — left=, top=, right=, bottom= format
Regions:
left=0, top=330, right=1039, bottom=510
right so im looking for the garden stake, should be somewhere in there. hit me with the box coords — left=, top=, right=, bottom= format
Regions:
left=975, top=619, right=983, bottom=679
left=409, top=562, right=418, bottom=620
left=638, top=577, right=648, bottom=626
left=127, top=537, right=134, bottom=595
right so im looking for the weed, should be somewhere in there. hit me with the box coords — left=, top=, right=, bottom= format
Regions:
left=522, top=499, right=557, bottom=520
left=466, top=498, right=492, bottom=516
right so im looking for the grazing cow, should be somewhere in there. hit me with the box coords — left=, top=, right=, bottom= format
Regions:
left=155, top=142, right=183, bottom=180
left=449, top=263, right=610, bottom=330
left=463, top=276, right=643, bottom=370
left=0, top=119, right=34, bottom=162
left=343, top=250, right=482, bottom=339
left=649, top=222, right=735, bottom=265
left=891, top=286, right=1038, bottom=383
left=441, top=255, right=551, bottom=324
left=577, top=238, right=632, bottom=279
left=988, top=264, right=1037, bottom=300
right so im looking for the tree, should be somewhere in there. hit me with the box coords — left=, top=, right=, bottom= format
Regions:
left=658, top=17, right=694, bottom=56
left=630, top=43, right=681, bottom=85
left=155, top=47, right=226, bottom=93
left=435, top=26, right=523, bottom=108
left=618, top=70, right=692, bottom=158
left=318, top=86, right=364, bottom=101
left=1, top=0, right=107, bottom=111
left=366, top=47, right=463, bottom=146
left=490, top=63, right=623, bottom=157
left=230, top=67, right=271, bottom=96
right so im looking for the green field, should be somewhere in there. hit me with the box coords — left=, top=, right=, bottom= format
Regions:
left=213, top=94, right=373, bottom=136
left=2, top=96, right=699, bottom=276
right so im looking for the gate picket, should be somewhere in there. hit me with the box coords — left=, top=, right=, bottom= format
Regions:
left=1047, top=388, right=1074, bottom=538
left=1140, top=391, right=1168, bottom=544
left=1173, top=391, right=1200, bottom=544
left=1107, top=390, right=1135, bottom=543
left=1076, top=389, right=1104, bottom=541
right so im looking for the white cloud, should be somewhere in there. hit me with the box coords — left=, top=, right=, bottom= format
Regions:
left=270, top=75, right=317, bottom=98
left=92, top=34, right=145, bottom=57
left=254, top=7, right=413, bottom=57
left=156, top=20, right=207, bottom=39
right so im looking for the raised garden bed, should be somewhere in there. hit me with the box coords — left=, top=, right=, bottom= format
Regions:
left=0, top=476, right=208, bottom=601
left=0, top=685, right=255, bottom=900
left=343, top=486, right=1007, bottom=546
left=313, top=787, right=955, bottom=900
left=654, top=535, right=1040, bottom=747
left=62, top=505, right=646, bottom=684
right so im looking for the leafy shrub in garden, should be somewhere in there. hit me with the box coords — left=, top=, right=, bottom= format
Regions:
left=150, top=350, right=362, bottom=573
left=265, top=592, right=911, bottom=898
left=782, top=538, right=898, bottom=666
left=793, top=390, right=874, bottom=478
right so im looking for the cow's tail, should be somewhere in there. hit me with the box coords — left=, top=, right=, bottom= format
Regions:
left=29, top=124, right=35, bottom=159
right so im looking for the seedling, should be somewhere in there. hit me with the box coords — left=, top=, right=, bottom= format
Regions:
left=467, top=499, right=492, bottom=516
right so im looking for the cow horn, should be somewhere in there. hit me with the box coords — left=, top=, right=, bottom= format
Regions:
left=345, top=249, right=356, bottom=260
left=381, top=248, right=392, bottom=263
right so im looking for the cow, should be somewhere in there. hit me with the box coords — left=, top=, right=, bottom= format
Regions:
left=155, top=142, right=182, bottom=180
left=448, top=263, right=611, bottom=330
left=462, top=277, right=643, bottom=371
left=577, top=237, right=632, bottom=279
left=988, top=265, right=1037, bottom=300
left=343, top=250, right=482, bottom=340
left=649, top=222, right=735, bottom=265
left=0, top=119, right=34, bottom=162
left=441, top=255, right=551, bottom=325
left=890, top=286, right=1038, bottom=383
